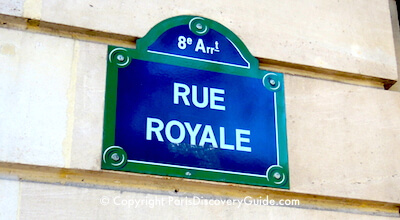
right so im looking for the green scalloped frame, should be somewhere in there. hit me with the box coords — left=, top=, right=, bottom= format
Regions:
left=102, top=15, right=290, bottom=189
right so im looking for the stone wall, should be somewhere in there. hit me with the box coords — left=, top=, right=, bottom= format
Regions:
left=0, top=0, right=399, bottom=219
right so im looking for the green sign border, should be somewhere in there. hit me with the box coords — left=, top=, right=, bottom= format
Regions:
left=102, top=15, right=290, bottom=189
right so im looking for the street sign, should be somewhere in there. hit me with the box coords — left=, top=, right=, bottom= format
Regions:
left=102, top=16, right=289, bottom=189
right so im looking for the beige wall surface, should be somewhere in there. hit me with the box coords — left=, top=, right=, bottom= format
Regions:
left=0, top=0, right=397, bottom=81
left=389, top=0, right=400, bottom=91
left=0, top=178, right=19, bottom=219
left=12, top=180, right=394, bottom=220
left=0, top=28, right=74, bottom=167
left=1, top=0, right=400, bottom=218
left=0, top=0, right=23, bottom=16
left=285, top=75, right=400, bottom=203
left=0, top=27, right=399, bottom=205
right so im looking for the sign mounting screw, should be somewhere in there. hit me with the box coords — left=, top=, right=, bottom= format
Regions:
left=273, top=172, right=281, bottom=180
left=117, top=54, right=125, bottom=62
left=196, top=23, right=203, bottom=30
left=269, top=79, right=276, bottom=86
left=111, top=153, right=120, bottom=161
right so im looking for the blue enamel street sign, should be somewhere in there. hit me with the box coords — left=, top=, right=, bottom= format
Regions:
left=102, top=16, right=289, bottom=189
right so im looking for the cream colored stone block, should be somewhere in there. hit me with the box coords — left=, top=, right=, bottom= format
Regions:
left=40, top=0, right=397, bottom=80
left=389, top=0, right=400, bottom=92
left=285, top=74, right=400, bottom=203
left=69, top=41, right=107, bottom=170
left=0, top=28, right=75, bottom=167
left=390, top=80, right=400, bottom=91
left=18, top=181, right=395, bottom=219
left=23, top=0, right=42, bottom=19
left=0, top=0, right=24, bottom=16
left=0, top=178, right=19, bottom=219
